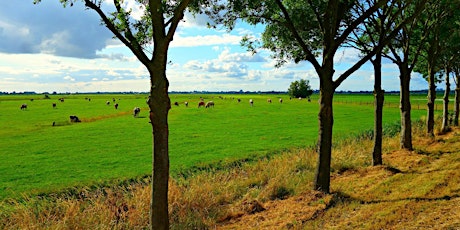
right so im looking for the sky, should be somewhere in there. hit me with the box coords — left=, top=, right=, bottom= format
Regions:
left=0, top=1, right=430, bottom=93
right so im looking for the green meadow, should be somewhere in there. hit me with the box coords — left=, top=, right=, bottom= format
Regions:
left=0, top=93, right=434, bottom=200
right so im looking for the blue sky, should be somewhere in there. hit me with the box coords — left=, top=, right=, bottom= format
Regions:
left=0, top=1, right=429, bottom=93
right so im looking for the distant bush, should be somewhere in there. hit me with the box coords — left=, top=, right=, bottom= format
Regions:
left=288, top=79, right=313, bottom=99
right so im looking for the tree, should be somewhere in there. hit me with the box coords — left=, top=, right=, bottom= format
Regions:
left=349, top=0, right=400, bottom=166
left=34, top=0, right=206, bottom=229
left=454, top=66, right=460, bottom=126
left=413, top=0, right=460, bottom=135
left=383, top=0, right=429, bottom=149
left=288, top=79, right=313, bottom=99
left=206, top=0, right=416, bottom=193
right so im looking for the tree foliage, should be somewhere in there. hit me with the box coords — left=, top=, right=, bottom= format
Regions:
left=288, top=79, right=313, bottom=98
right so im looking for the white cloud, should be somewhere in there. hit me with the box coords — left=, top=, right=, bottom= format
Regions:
left=181, top=12, right=214, bottom=28
left=107, top=70, right=121, bottom=77
left=334, top=48, right=363, bottom=64
left=0, top=1, right=113, bottom=58
left=171, top=33, right=241, bottom=47
left=121, top=0, right=145, bottom=20
left=218, top=47, right=265, bottom=62
left=63, top=75, right=75, bottom=81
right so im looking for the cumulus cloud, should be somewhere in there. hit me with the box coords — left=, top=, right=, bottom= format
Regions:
left=97, top=52, right=131, bottom=62
left=106, top=70, right=121, bottom=77
left=0, top=1, right=113, bottom=58
left=184, top=59, right=248, bottom=77
left=171, top=33, right=241, bottom=47
left=334, top=48, right=364, bottom=65
left=181, top=11, right=215, bottom=28
left=63, top=75, right=75, bottom=81
left=218, top=48, right=265, bottom=62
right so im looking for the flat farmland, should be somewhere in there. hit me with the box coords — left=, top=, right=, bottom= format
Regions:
left=0, top=93, right=434, bottom=200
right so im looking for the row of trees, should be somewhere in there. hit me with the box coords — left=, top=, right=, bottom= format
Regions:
left=36, top=0, right=460, bottom=229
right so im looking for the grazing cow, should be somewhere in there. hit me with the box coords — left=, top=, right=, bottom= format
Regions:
left=59, top=98, right=64, bottom=102
left=184, top=101, right=189, bottom=107
left=237, top=98, right=241, bottom=103
left=174, top=102, right=179, bottom=106
left=279, top=98, right=283, bottom=104
left=69, top=115, right=81, bottom=122
left=114, top=103, right=119, bottom=109
left=106, top=101, right=110, bottom=105
left=267, top=99, right=272, bottom=103
left=198, top=101, right=205, bottom=108
left=205, top=101, right=215, bottom=108
left=249, top=99, right=254, bottom=107
left=133, top=107, right=141, bottom=117
left=20, top=104, right=27, bottom=110
left=52, top=103, right=57, bottom=108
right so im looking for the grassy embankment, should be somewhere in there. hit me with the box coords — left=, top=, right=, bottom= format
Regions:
left=0, top=93, right=430, bottom=200
left=0, top=115, right=458, bottom=229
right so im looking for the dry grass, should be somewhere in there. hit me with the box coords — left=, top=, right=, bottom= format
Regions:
left=1, top=121, right=459, bottom=229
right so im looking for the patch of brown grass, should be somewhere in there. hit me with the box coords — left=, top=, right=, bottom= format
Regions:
left=82, top=111, right=133, bottom=122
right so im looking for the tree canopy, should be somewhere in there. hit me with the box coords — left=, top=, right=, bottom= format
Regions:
left=288, top=79, right=313, bottom=99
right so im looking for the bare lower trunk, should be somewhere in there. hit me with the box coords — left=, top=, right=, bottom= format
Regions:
left=399, top=65, right=413, bottom=150
left=441, top=70, right=450, bottom=132
left=372, top=54, right=383, bottom=166
left=454, top=70, right=459, bottom=126
left=148, top=62, right=171, bottom=230
left=427, top=69, right=436, bottom=137
left=455, top=88, right=460, bottom=126
left=314, top=68, right=334, bottom=193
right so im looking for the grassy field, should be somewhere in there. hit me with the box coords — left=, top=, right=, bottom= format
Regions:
left=0, top=93, right=438, bottom=200
left=1, top=117, right=457, bottom=229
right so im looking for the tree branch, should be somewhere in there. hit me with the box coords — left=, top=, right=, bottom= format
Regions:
left=274, top=0, right=321, bottom=72
left=334, top=0, right=387, bottom=50
left=166, top=0, right=192, bottom=41
left=84, top=0, right=150, bottom=65
left=307, top=0, right=324, bottom=33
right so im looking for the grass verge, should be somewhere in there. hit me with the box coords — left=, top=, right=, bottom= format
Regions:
left=0, top=119, right=459, bottom=229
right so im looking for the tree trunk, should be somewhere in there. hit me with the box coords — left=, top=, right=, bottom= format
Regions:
left=148, top=55, right=171, bottom=230
left=454, top=70, right=460, bottom=126
left=426, top=67, right=436, bottom=137
left=371, top=53, right=384, bottom=166
left=441, top=70, right=450, bottom=132
left=314, top=67, right=334, bottom=193
left=399, top=64, right=413, bottom=150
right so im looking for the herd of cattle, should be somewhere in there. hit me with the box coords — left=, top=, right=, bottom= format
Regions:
left=19, top=96, right=304, bottom=124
